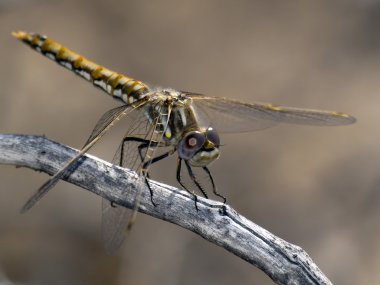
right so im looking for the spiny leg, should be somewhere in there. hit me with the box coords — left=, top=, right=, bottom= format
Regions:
left=110, top=137, right=145, bottom=208
left=119, top=136, right=158, bottom=170
left=141, top=150, right=173, bottom=206
left=202, top=166, right=226, bottom=204
left=121, top=136, right=177, bottom=205
left=118, top=136, right=160, bottom=205
left=110, top=136, right=154, bottom=208
left=176, top=158, right=199, bottom=210
left=184, top=160, right=209, bottom=199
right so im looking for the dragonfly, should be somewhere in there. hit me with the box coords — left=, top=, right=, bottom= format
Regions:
left=13, top=31, right=356, bottom=253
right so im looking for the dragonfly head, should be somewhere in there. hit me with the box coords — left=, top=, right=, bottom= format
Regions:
left=177, top=127, right=220, bottom=167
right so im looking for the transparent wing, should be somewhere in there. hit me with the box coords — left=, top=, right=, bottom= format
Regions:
left=101, top=109, right=151, bottom=254
left=21, top=104, right=137, bottom=214
left=101, top=100, right=169, bottom=254
left=83, top=105, right=133, bottom=146
left=101, top=198, right=131, bottom=255
left=187, top=93, right=356, bottom=133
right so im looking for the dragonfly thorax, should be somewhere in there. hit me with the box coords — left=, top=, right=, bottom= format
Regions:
left=177, top=127, right=220, bottom=167
left=147, top=89, right=196, bottom=143
left=149, top=89, right=221, bottom=167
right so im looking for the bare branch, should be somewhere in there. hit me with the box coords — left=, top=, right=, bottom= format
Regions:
left=0, top=134, right=332, bottom=285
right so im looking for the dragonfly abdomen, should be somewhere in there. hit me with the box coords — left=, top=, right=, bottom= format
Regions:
left=12, top=31, right=148, bottom=104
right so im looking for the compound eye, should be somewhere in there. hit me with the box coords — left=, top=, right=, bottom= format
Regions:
left=186, top=132, right=204, bottom=148
left=178, top=131, right=205, bottom=160
left=206, top=127, right=220, bottom=146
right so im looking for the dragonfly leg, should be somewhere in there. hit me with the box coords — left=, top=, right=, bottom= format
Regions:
left=109, top=137, right=157, bottom=208
left=119, top=136, right=160, bottom=205
left=176, top=158, right=199, bottom=210
left=184, top=160, right=209, bottom=200
left=121, top=136, right=176, bottom=206
left=202, top=166, right=226, bottom=204
left=141, top=151, right=173, bottom=206
left=120, top=137, right=159, bottom=173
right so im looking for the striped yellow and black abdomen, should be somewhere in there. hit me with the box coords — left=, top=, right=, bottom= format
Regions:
left=12, top=31, right=149, bottom=104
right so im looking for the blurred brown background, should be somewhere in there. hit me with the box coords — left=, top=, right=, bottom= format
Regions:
left=0, top=0, right=377, bottom=284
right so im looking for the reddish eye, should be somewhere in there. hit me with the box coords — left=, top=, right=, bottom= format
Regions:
left=187, top=137, right=198, bottom=147
left=178, top=131, right=205, bottom=160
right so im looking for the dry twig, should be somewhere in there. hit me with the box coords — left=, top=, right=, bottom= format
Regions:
left=0, top=134, right=332, bottom=285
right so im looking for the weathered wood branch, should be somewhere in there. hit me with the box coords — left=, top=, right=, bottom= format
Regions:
left=0, top=134, right=332, bottom=285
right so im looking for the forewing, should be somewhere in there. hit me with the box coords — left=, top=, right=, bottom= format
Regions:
left=188, top=94, right=355, bottom=133
left=21, top=104, right=137, bottom=214
left=83, top=105, right=132, bottom=146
